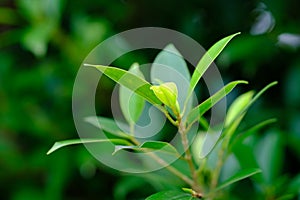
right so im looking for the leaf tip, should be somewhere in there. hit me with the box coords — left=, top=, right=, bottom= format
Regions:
left=236, top=80, right=248, bottom=85
left=232, top=32, right=241, bottom=37
left=83, top=63, right=93, bottom=67
left=46, top=143, right=57, bottom=155
left=271, top=81, right=278, bottom=86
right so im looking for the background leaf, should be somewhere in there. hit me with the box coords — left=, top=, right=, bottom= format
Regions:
left=85, top=116, right=132, bottom=139
left=221, top=81, right=278, bottom=144
left=215, top=168, right=262, bottom=191
left=151, top=44, right=191, bottom=111
left=119, top=63, right=146, bottom=125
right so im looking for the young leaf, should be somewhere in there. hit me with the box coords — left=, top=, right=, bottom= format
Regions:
left=214, top=168, right=262, bottom=191
left=150, top=82, right=180, bottom=115
left=185, top=32, right=240, bottom=104
left=119, top=63, right=145, bottom=124
left=47, top=138, right=132, bottom=155
left=84, top=64, right=162, bottom=106
left=187, top=80, right=248, bottom=125
left=146, top=190, right=198, bottom=200
left=113, top=141, right=180, bottom=157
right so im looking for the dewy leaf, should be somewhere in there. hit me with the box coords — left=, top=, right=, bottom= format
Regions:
left=85, top=64, right=162, bottom=106
left=113, top=141, right=180, bottom=157
left=151, top=44, right=191, bottom=111
left=187, top=80, right=248, bottom=125
left=215, top=168, right=262, bottom=191
left=146, top=190, right=198, bottom=200
left=186, top=32, right=240, bottom=103
left=47, top=138, right=132, bottom=155
left=119, top=63, right=145, bottom=124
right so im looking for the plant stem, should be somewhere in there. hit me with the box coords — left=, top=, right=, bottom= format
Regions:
left=130, top=136, right=194, bottom=187
left=210, top=117, right=243, bottom=191
left=178, top=117, right=202, bottom=193
left=210, top=143, right=225, bottom=190
left=147, top=152, right=195, bottom=186
left=196, top=158, right=207, bottom=186
left=210, top=135, right=231, bottom=192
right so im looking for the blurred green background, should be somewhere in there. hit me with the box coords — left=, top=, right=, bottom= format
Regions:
left=0, top=0, right=299, bottom=199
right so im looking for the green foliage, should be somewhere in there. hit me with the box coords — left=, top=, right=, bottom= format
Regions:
left=146, top=190, right=199, bottom=200
left=47, top=33, right=292, bottom=199
left=2, top=1, right=300, bottom=199
left=0, top=0, right=300, bottom=200
left=186, top=80, right=248, bottom=125
left=214, top=168, right=261, bottom=192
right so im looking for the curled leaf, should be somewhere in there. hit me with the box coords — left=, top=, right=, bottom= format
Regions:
left=150, top=82, right=180, bottom=115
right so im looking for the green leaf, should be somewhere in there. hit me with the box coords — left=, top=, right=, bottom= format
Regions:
left=85, top=64, right=162, bottom=106
left=232, top=145, right=262, bottom=183
left=113, top=141, right=180, bottom=157
left=152, top=44, right=191, bottom=81
left=146, top=190, right=198, bottom=200
left=200, top=82, right=265, bottom=158
left=256, top=131, right=283, bottom=184
left=151, top=44, right=191, bottom=110
left=114, top=176, right=149, bottom=200
left=225, top=91, right=254, bottom=127
left=187, top=80, right=248, bottom=125
left=119, top=63, right=146, bottom=124
left=240, top=118, right=277, bottom=135
left=215, top=168, right=262, bottom=191
left=151, top=82, right=180, bottom=115
left=85, top=116, right=132, bottom=139
left=276, top=194, right=296, bottom=200
left=186, top=32, right=240, bottom=103
left=226, top=81, right=278, bottom=128
left=47, top=138, right=132, bottom=155
left=151, top=82, right=178, bottom=106
left=230, top=118, right=277, bottom=151
left=287, top=174, right=300, bottom=194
